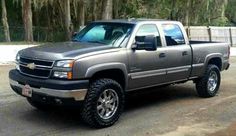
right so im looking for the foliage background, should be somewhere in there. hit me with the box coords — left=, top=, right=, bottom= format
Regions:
left=0, top=0, right=236, bottom=42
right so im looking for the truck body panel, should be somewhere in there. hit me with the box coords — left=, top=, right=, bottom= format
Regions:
left=9, top=19, right=230, bottom=101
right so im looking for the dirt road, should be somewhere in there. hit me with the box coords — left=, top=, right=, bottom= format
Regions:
left=0, top=58, right=236, bottom=136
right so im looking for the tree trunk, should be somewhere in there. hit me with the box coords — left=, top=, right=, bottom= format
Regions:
left=185, top=0, right=191, bottom=26
left=113, top=0, right=118, bottom=19
left=64, top=0, right=72, bottom=40
left=92, top=0, right=97, bottom=21
left=169, top=0, right=176, bottom=20
left=78, top=0, right=85, bottom=27
left=207, top=0, right=211, bottom=25
left=22, top=0, right=33, bottom=42
left=102, top=0, right=113, bottom=20
left=221, top=0, right=228, bottom=19
left=46, top=5, right=53, bottom=41
left=1, top=0, right=10, bottom=42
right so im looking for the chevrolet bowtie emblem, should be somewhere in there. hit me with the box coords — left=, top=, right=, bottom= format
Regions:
left=26, top=63, right=36, bottom=70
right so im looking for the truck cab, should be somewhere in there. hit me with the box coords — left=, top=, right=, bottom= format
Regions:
left=127, top=21, right=192, bottom=89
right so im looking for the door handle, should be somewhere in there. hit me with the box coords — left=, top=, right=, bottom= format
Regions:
left=182, top=51, right=188, bottom=56
left=159, top=53, right=166, bottom=58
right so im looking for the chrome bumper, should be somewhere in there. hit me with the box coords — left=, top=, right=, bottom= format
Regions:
left=10, top=79, right=87, bottom=101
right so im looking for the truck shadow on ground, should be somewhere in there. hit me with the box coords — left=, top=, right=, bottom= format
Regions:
left=18, top=84, right=199, bottom=130
left=124, top=84, right=198, bottom=111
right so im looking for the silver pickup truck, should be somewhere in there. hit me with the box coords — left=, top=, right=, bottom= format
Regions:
left=9, top=19, right=230, bottom=128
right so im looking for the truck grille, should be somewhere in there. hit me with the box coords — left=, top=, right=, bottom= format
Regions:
left=19, top=66, right=51, bottom=78
left=18, top=57, right=54, bottom=78
left=20, top=57, right=53, bottom=67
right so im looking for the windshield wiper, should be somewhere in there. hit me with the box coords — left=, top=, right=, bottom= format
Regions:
left=72, top=39, right=79, bottom=42
left=87, top=41, right=106, bottom=44
left=112, top=32, right=131, bottom=47
left=111, top=36, right=122, bottom=46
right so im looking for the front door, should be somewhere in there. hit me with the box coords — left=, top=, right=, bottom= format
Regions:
left=128, top=24, right=168, bottom=90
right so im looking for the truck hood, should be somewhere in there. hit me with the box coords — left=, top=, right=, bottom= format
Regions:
left=18, top=42, right=114, bottom=60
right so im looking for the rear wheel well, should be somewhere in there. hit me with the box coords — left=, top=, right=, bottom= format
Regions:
left=90, top=69, right=126, bottom=89
left=208, top=58, right=222, bottom=70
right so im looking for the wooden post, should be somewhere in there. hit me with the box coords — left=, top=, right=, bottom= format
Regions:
left=229, top=27, right=233, bottom=47
left=186, top=27, right=191, bottom=40
left=208, top=26, right=212, bottom=42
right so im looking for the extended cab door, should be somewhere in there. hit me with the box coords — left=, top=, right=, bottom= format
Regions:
left=160, top=23, right=192, bottom=82
left=128, top=24, right=168, bottom=89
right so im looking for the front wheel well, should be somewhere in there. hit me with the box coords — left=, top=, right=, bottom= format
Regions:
left=208, top=57, right=222, bottom=70
left=90, top=69, right=126, bottom=89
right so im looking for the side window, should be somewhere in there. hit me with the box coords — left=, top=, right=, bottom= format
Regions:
left=135, top=24, right=162, bottom=47
left=162, top=24, right=185, bottom=46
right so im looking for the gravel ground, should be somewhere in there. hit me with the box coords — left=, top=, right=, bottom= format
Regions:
left=0, top=57, right=235, bottom=136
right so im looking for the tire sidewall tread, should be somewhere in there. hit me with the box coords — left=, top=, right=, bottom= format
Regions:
left=196, top=64, right=221, bottom=98
left=81, top=78, right=125, bottom=128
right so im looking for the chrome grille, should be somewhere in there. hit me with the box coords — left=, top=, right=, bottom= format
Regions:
left=20, top=57, right=53, bottom=68
left=18, top=57, right=54, bottom=78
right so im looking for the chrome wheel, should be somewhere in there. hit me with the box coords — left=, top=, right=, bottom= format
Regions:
left=97, top=89, right=119, bottom=120
left=207, top=71, right=218, bottom=92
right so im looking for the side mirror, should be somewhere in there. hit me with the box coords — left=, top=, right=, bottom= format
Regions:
left=132, top=35, right=157, bottom=51
left=72, top=32, right=78, bottom=38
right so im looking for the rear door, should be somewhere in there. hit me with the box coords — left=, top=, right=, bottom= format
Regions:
left=160, top=23, right=192, bottom=82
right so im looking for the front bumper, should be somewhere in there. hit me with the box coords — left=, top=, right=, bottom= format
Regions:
left=9, top=69, right=89, bottom=101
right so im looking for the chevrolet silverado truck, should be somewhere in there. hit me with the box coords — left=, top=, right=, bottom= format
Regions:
left=9, top=19, right=230, bottom=128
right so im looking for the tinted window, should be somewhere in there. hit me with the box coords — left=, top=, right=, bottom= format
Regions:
left=162, top=24, right=185, bottom=46
left=80, top=25, right=105, bottom=42
left=73, top=23, right=134, bottom=47
left=136, top=24, right=162, bottom=47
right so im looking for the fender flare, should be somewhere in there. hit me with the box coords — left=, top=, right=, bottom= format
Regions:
left=85, top=62, right=128, bottom=88
left=204, top=53, right=223, bottom=70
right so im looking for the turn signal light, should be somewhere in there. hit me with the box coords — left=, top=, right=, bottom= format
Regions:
left=67, top=72, right=73, bottom=79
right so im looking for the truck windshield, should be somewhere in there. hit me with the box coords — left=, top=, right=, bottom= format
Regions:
left=72, top=23, right=134, bottom=47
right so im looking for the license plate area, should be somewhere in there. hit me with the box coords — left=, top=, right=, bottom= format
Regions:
left=22, top=84, right=32, bottom=97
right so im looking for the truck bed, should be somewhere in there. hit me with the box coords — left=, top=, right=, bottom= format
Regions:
left=189, top=41, right=230, bottom=77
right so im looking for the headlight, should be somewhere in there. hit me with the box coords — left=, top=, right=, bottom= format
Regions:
left=54, top=60, right=74, bottom=68
left=53, top=60, right=74, bottom=79
left=16, top=53, right=20, bottom=62
left=15, top=53, right=20, bottom=71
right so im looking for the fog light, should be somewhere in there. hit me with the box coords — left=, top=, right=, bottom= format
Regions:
left=53, top=71, right=72, bottom=79
left=55, top=98, right=62, bottom=104
left=53, top=71, right=68, bottom=78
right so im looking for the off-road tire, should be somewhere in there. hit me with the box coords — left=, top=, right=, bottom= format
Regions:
left=195, top=64, right=221, bottom=98
left=81, top=78, right=125, bottom=128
